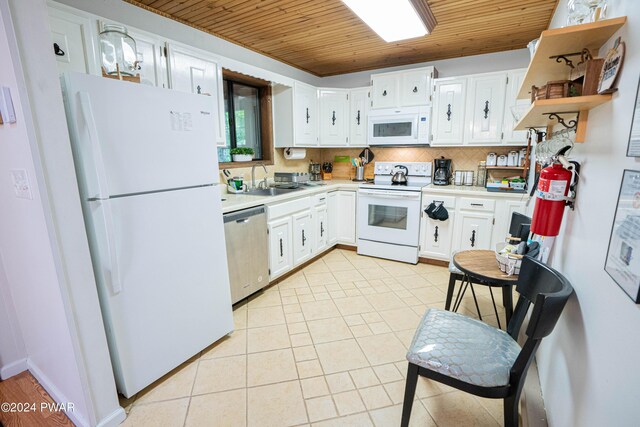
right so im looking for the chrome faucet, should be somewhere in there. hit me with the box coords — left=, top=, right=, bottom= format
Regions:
left=251, top=163, right=268, bottom=189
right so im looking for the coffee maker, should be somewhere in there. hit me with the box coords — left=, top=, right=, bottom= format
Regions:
left=433, top=157, right=452, bottom=185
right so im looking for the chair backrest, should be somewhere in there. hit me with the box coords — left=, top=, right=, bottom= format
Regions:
left=508, top=212, right=531, bottom=242
left=507, top=257, right=574, bottom=340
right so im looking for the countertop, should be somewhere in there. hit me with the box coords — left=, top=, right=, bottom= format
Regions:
left=221, top=181, right=529, bottom=214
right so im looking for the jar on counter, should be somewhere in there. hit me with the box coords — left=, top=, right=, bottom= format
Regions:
left=476, top=161, right=487, bottom=187
left=99, top=24, right=138, bottom=77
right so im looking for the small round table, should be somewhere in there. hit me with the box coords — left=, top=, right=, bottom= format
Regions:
left=450, top=250, right=518, bottom=328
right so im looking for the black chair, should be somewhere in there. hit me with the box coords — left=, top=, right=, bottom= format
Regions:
left=402, top=256, right=573, bottom=427
left=444, top=212, right=532, bottom=327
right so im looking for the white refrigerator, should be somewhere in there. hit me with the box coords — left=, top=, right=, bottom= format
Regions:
left=62, top=72, right=233, bottom=398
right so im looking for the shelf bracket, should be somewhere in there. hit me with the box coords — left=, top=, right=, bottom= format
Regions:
left=549, top=49, right=592, bottom=69
left=543, top=112, right=579, bottom=131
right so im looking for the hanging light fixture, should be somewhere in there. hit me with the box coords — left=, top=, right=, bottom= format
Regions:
left=342, top=0, right=437, bottom=43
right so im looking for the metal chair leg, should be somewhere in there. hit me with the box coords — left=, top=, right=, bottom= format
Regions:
left=469, top=282, right=482, bottom=320
left=401, top=363, right=420, bottom=427
left=444, top=273, right=457, bottom=311
left=503, top=395, right=519, bottom=427
left=488, top=287, right=502, bottom=329
left=452, top=279, right=469, bottom=312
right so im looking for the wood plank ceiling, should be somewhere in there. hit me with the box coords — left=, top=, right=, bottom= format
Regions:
left=125, top=0, right=559, bottom=77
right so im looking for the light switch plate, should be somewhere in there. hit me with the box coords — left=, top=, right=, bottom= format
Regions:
left=0, top=86, right=17, bottom=124
left=10, top=169, right=32, bottom=199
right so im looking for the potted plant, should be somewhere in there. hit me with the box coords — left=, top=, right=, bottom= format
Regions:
left=230, top=147, right=254, bottom=162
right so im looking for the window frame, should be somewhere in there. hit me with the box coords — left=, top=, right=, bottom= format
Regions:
left=218, top=69, right=274, bottom=168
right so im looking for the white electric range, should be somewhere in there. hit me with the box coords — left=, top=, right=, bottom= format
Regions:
left=357, top=162, right=432, bottom=264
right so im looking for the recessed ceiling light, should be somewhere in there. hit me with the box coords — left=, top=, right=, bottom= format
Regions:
left=342, top=0, right=437, bottom=43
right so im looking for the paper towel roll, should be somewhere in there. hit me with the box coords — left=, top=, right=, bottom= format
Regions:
left=284, top=147, right=306, bottom=160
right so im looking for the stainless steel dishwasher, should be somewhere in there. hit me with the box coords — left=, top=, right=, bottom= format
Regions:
left=223, top=206, right=269, bottom=304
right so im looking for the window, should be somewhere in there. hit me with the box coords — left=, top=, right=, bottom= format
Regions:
left=217, top=70, right=273, bottom=166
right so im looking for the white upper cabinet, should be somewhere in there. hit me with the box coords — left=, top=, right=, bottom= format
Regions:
left=503, top=69, right=530, bottom=146
left=432, top=77, right=467, bottom=146
left=371, top=67, right=436, bottom=109
left=294, top=82, right=319, bottom=147
left=349, top=87, right=369, bottom=147
left=319, top=89, right=349, bottom=146
left=400, top=69, right=433, bottom=106
left=371, top=73, right=399, bottom=109
left=48, top=7, right=99, bottom=75
left=167, top=43, right=225, bottom=146
left=465, top=73, right=507, bottom=145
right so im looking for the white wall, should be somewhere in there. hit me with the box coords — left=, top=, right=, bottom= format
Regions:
left=536, top=2, right=640, bottom=426
left=0, top=252, right=26, bottom=379
left=1, top=1, right=124, bottom=426
left=321, top=49, right=531, bottom=87
left=0, top=0, right=89, bottom=422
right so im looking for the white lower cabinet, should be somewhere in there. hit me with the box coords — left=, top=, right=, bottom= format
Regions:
left=314, top=205, right=328, bottom=253
left=457, top=211, right=494, bottom=251
left=327, top=192, right=339, bottom=245
left=268, top=216, right=293, bottom=279
left=334, top=191, right=357, bottom=244
left=293, top=210, right=314, bottom=266
left=421, top=191, right=528, bottom=261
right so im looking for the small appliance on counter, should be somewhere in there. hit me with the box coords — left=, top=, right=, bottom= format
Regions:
left=274, top=172, right=309, bottom=188
left=433, top=157, right=452, bottom=185
left=309, top=162, right=321, bottom=181
left=227, top=176, right=248, bottom=193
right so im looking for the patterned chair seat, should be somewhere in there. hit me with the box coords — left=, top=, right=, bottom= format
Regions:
left=448, top=258, right=462, bottom=274
left=406, top=308, right=521, bottom=387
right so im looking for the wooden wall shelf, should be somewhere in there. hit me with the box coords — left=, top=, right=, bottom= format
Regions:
left=517, top=17, right=627, bottom=100
left=514, top=94, right=613, bottom=142
left=486, top=166, right=526, bottom=170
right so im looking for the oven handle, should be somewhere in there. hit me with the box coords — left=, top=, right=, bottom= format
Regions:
left=359, top=189, right=421, bottom=200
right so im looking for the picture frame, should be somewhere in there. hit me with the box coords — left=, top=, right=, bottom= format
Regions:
left=626, top=76, right=640, bottom=157
left=605, top=170, right=640, bottom=303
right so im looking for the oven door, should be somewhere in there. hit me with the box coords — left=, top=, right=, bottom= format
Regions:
left=368, top=113, right=418, bottom=145
left=357, top=188, right=422, bottom=246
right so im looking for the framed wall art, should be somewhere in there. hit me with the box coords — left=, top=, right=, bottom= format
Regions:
left=605, top=170, right=640, bottom=303
left=627, top=76, right=640, bottom=157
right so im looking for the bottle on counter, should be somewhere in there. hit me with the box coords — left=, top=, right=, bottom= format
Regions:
left=476, top=161, right=487, bottom=187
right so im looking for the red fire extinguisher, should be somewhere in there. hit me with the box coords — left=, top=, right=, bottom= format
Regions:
left=531, top=160, right=574, bottom=237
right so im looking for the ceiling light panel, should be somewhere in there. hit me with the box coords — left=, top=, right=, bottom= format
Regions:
left=342, top=0, right=429, bottom=42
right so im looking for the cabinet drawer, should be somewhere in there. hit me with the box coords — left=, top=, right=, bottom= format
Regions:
left=268, top=197, right=311, bottom=220
left=312, top=193, right=328, bottom=206
left=459, top=197, right=495, bottom=212
left=423, top=194, right=456, bottom=209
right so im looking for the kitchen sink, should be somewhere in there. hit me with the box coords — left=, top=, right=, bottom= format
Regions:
left=245, top=187, right=303, bottom=196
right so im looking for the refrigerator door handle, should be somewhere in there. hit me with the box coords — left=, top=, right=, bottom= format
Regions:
left=79, top=91, right=111, bottom=200
left=94, top=199, right=122, bottom=294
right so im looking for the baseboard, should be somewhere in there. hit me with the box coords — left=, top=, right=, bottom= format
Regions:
left=521, top=358, right=548, bottom=427
left=418, top=257, right=448, bottom=267
left=28, top=360, right=90, bottom=427
left=335, top=243, right=357, bottom=251
left=96, top=406, right=127, bottom=427
left=0, top=358, right=27, bottom=379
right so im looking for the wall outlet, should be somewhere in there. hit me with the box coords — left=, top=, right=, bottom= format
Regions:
left=10, top=169, right=32, bottom=200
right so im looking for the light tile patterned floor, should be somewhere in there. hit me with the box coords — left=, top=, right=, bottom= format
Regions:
left=120, top=249, right=510, bottom=426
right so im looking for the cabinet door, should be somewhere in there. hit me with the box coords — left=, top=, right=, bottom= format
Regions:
left=432, top=78, right=466, bottom=145
left=458, top=212, right=494, bottom=251
left=168, top=44, right=225, bottom=146
left=420, top=213, right=456, bottom=260
left=314, top=205, right=328, bottom=253
left=127, top=30, right=169, bottom=88
left=400, top=69, right=431, bottom=106
left=293, top=211, right=313, bottom=266
left=336, top=191, right=357, bottom=244
left=319, top=89, right=349, bottom=146
left=465, top=73, right=507, bottom=144
left=371, top=74, right=399, bottom=109
left=503, top=69, right=530, bottom=146
left=268, top=217, right=293, bottom=279
left=349, top=87, right=369, bottom=147
left=491, top=200, right=527, bottom=247
left=327, top=192, right=338, bottom=245
left=48, top=8, right=98, bottom=75
left=294, top=82, right=319, bottom=146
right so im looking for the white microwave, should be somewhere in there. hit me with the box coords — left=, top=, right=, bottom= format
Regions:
left=367, top=106, right=430, bottom=146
